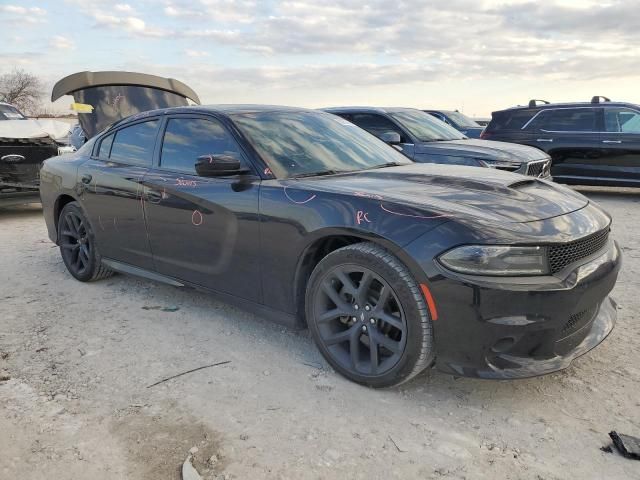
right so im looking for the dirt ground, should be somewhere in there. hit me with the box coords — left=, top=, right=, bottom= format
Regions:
left=1, top=187, right=638, bottom=480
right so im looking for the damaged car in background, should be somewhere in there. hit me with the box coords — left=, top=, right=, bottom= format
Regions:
left=0, top=102, right=73, bottom=206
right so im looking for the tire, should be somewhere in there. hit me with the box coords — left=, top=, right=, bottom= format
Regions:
left=305, top=242, right=434, bottom=388
left=57, top=201, right=113, bottom=282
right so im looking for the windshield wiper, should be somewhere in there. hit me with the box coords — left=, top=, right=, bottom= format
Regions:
left=362, top=162, right=404, bottom=170
left=291, top=169, right=345, bottom=179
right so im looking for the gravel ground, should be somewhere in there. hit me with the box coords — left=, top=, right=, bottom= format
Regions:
left=1, top=188, right=639, bottom=480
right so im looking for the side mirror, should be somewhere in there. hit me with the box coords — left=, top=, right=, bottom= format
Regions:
left=379, top=131, right=401, bottom=145
left=195, top=154, right=246, bottom=177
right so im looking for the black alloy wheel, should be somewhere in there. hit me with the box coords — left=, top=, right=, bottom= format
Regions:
left=306, top=242, right=434, bottom=388
left=57, top=202, right=113, bottom=282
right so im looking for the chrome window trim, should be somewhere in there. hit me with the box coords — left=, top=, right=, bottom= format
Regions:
left=522, top=106, right=640, bottom=133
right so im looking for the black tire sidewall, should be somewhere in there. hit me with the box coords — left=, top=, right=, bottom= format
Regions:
left=306, top=244, right=433, bottom=388
left=57, top=202, right=100, bottom=282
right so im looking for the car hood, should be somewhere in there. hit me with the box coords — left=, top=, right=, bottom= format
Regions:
left=415, top=138, right=548, bottom=163
left=0, top=119, right=71, bottom=142
left=293, top=164, right=587, bottom=224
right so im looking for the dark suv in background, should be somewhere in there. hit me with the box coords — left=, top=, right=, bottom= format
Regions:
left=324, top=107, right=551, bottom=178
left=482, top=97, right=640, bottom=187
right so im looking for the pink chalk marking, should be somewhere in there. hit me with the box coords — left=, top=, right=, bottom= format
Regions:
left=356, top=210, right=371, bottom=225
left=176, top=177, right=198, bottom=187
left=264, top=167, right=273, bottom=176
left=380, top=203, right=449, bottom=220
left=284, top=185, right=316, bottom=204
left=354, top=191, right=383, bottom=200
left=192, top=210, right=203, bottom=226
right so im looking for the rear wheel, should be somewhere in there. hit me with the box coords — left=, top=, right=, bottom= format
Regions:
left=58, top=202, right=113, bottom=282
left=306, top=242, right=434, bottom=388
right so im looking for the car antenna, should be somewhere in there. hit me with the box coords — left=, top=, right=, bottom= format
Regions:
left=591, top=96, right=611, bottom=104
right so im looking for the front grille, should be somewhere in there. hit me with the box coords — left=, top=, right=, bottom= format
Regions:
left=561, top=306, right=597, bottom=336
left=525, top=159, right=550, bottom=178
left=548, top=229, right=610, bottom=274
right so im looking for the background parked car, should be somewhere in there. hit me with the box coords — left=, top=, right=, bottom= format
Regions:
left=473, top=117, right=491, bottom=127
left=0, top=102, right=71, bottom=207
left=324, top=107, right=551, bottom=178
left=425, top=109, right=485, bottom=138
left=482, top=97, right=640, bottom=187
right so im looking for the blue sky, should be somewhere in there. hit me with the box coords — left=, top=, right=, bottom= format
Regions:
left=2, top=0, right=639, bottom=116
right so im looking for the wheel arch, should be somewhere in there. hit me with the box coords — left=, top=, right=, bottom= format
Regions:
left=292, top=228, right=428, bottom=326
left=53, top=193, right=81, bottom=240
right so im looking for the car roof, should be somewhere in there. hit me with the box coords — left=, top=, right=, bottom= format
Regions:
left=109, top=104, right=320, bottom=129
left=500, top=100, right=640, bottom=113
left=322, top=106, right=422, bottom=115
left=424, top=109, right=456, bottom=115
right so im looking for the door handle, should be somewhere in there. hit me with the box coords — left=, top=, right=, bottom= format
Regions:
left=81, top=174, right=92, bottom=184
left=536, top=138, right=554, bottom=142
left=602, top=140, right=622, bottom=144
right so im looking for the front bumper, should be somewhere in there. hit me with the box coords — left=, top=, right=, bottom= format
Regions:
left=425, top=239, right=621, bottom=379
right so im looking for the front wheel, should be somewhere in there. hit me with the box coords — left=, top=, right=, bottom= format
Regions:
left=57, top=201, right=113, bottom=282
left=306, top=242, right=434, bottom=388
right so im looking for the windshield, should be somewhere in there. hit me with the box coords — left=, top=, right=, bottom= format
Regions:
left=445, top=111, right=481, bottom=129
left=0, top=104, right=26, bottom=120
left=389, top=110, right=465, bottom=142
left=231, top=111, right=411, bottom=178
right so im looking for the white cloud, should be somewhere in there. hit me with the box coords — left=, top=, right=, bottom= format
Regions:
left=50, top=35, right=75, bottom=50
left=0, top=4, right=47, bottom=23
left=185, top=49, right=210, bottom=57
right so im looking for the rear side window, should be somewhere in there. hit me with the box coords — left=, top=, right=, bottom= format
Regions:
left=97, top=133, right=114, bottom=159
left=349, top=113, right=408, bottom=142
left=110, top=120, right=159, bottom=166
left=604, top=108, right=640, bottom=133
left=160, top=117, right=245, bottom=174
left=488, top=109, right=536, bottom=131
left=534, top=108, right=597, bottom=132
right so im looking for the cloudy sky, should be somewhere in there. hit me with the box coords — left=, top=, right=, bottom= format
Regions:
left=1, top=0, right=638, bottom=116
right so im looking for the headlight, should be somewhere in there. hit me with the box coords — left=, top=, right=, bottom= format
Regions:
left=478, top=159, right=520, bottom=171
left=439, top=245, right=549, bottom=276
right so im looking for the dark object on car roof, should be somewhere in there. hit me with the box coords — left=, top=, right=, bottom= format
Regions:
left=609, top=431, right=640, bottom=460
left=528, top=99, right=550, bottom=108
left=51, top=71, right=201, bottom=139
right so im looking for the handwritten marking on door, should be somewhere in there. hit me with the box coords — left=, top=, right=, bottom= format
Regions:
left=192, top=210, right=203, bottom=226
left=356, top=211, right=371, bottom=225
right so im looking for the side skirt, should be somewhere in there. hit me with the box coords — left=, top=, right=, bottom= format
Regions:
left=100, top=258, right=301, bottom=329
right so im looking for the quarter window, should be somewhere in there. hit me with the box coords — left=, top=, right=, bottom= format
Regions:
left=604, top=108, right=640, bottom=134
left=97, top=133, right=114, bottom=159
left=536, top=108, right=597, bottom=132
left=160, top=117, right=244, bottom=174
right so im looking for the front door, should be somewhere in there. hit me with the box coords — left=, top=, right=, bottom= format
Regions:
left=530, top=107, right=603, bottom=183
left=80, top=118, right=160, bottom=270
left=142, top=115, right=263, bottom=302
left=598, top=107, right=640, bottom=186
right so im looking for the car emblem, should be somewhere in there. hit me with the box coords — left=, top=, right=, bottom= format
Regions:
left=360, top=312, right=365, bottom=322
left=1, top=154, right=25, bottom=163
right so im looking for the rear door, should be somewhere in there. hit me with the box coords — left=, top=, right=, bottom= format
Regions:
left=142, top=114, right=263, bottom=301
left=598, top=107, right=640, bottom=186
left=80, top=119, right=159, bottom=269
left=528, top=107, right=602, bottom=183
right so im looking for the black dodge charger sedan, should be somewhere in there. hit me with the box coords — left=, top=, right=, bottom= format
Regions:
left=40, top=105, right=621, bottom=387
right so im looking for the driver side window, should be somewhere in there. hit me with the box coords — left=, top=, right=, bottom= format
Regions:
left=160, top=117, right=245, bottom=174
left=349, top=114, right=409, bottom=143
